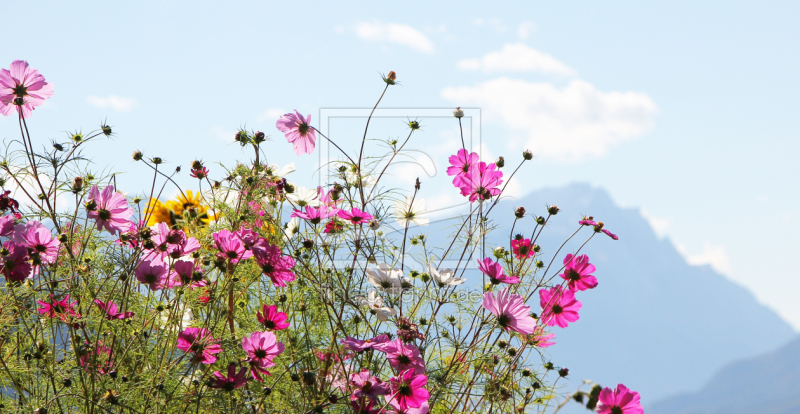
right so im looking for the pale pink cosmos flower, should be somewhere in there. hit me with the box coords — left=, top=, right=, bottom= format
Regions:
left=168, top=260, right=205, bottom=288
left=458, top=161, right=503, bottom=202
left=252, top=244, right=296, bottom=287
left=539, top=286, right=582, bottom=328
left=596, top=384, right=644, bottom=414
left=560, top=254, right=598, bottom=292
left=350, top=369, right=389, bottom=400
left=477, top=257, right=520, bottom=285
left=337, top=207, right=374, bottom=225
left=177, top=327, right=222, bottom=365
left=0, top=241, right=32, bottom=282
left=211, top=363, right=250, bottom=391
left=0, top=215, right=15, bottom=236
left=482, top=287, right=537, bottom=335
left=147, top=222, right=201, bottom=262
left=374, top=338, right=425, bottom=375
left=14, top=220, right=60, bottom=265
left=37, top=294, right=79, bottom=323
left=134, top=259, right=169, bottom=290
left=447, top=149, right=480, bottom=186
left=93, top=299, right=134, bottom=320
left=387, top=369, right=430, bottom=411
left=527, top=326, right=556, bottom=348
left=86, top=185, right=133, bottom=235
left=276, top=110, right=317, bottom=155
left=341, top=334, right=390, bottom=352
left=256, top=304, right=290, bottom=330
left=511, top=238, right=536, bottom=260
left=242, top=331, right=285, bottom=381
left=212, top=229, right=252, bottom=263
left=0, top=60, right=54, bottom=118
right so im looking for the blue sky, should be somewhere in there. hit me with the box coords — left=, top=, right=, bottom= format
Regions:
left=2, top=1, right=800, bottom=328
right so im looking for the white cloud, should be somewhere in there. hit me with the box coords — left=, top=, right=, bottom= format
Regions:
left=474, top=18, right=508, bottom=33
left=640, top=208, right=670, bottom=238
left=355, top=22, right=435, bottom=54
left=212, top=126, right=236, bottom=143
left=441, top=78, right=657, bottom=161
left=675, top=241, right=732, bottom=275
left=517, top=22, right=536, bottom=40
left=256, top=108, right=286, bottom=123
left=87, top=95, right=136, bottom=112
left=457, top=43, right=576, bottom=76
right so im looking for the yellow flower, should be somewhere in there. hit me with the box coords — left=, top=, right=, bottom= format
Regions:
left=145, top=190, right=216, bottom=227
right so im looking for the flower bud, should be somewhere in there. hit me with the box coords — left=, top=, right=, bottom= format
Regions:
left=523, top=150, right=533, bottom=160
left=368, top=219, right=381, bottom=231
left=515, top=207, right=526, bottom=218
left=454, top=107, right=464, bottom=118
left=384, top=71, right=397, bottom=85
left=102, top=124, right=112, bottom=136
left=52, top=143, right=64, bottom=151
left=493, top=247, right=505, bottom=259
left=496, top=156, right=505, bottom=168
left=507, top=347, right=518, bottom=357
left=132, top=151, right=143, bottom=161
left=408, top=120, right=420, bottom=130
left=558, top=367, right=569, bottom=377
left=547, top=205, right=560, bottom=215
left=522, top=368, right=532, bottom=377
left=535, top=216, right=546, bottom=225
left=254, top=131, right=266, bottom=144
left=71, top=177, right=84, bottom=193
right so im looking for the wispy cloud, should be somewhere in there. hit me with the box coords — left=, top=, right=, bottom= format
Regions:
left=87, top=95, right=136, bottom=112
left=517, top=22, right=536, bottom=40
left=256, top=108, right=286, bottom=123
left=441, top=78, right=657, bottom=161
left=640, top=208, right=670, bottom=238
left=355, top=22, right=435, bottom=54
left=676, top=242, right=732, bottom=275
left=457, top=43, right=576, bottom=76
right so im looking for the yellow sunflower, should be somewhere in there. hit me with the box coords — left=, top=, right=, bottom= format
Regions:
left=145, top=190, right=216, bottom=227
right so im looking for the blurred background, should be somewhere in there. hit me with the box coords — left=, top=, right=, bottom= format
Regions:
left=2, top=1, right=799, bottom=412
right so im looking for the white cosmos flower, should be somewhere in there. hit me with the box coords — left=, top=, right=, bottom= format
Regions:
left=267, top=162, right=296, bottom=178
left=357, top=290, right=397, bottom=322
left=286, top=186, right=321, bottom=207
left=285, top=217, right=301, bottom=239
left=393, top=196, right=429, bottom=227
left=427, top=264, right=466, bottom=286
left=366, top=263, right=410, bottom=294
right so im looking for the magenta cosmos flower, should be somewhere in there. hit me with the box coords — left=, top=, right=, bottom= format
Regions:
left=14, top=220, right=60, bottom=265
left=135, top=259, right=169, bottom=290
left=337, top=207, right=374, bottom=225
left=291, top=205, right=338, bottom=225
left=93, top=299, right=133, bottom=320
left=527, top=326, right=556, bottom=348
left=256, top=304, right=290, bottom=330
left=596, top=384, right=644, bottom=414
left=447, top=149, right=480, bottom=186
left=350, top=369, right=389, bottom=400
left=387, top=369, right=430, bottom=411
left=482, top=287, right=537, bottom=335
left=212, top=229, right=252, bottom=263
left=539, top=286, right=582, bottom=328
left=342, top=333, right=390, bottom=352
left=511, top=238, right=536, bottom=259
left=0, top=215, right=14, bottom=237
left=37, top=294, right=80, bottom=323
left=78, top=340, right=113, bottom=375
left=276, top=110, right=317, bottom=155
left=0, top=60, right=54, bottom=118
left=477, top=257, right=520, bottom=285
left=374, top=338, right=425, bottom=375
left=86, top=185, right=133, bottom=235
left=176, top=327, right=222, bottom=364
left=242, top=331, right=285, bottom=381
left=457, top=161, right=503, bottom=202
left=252, top=244, right=296, bottom=287
left=560, top=254, right=598, bottom=292
left=211, top=363, right=250, bottom=391
left=0, top=242, right=32, bottom=282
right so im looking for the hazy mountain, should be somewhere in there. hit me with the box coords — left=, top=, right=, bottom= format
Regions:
left=422, top=182, right=795, bottom=411
left=648, top=335, right=800, bottom=414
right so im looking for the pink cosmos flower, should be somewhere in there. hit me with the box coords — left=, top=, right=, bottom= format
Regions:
left=276, top=110, right=317, bottom=155
left=596, top=384, right=644, bottom=414
left=337, top=208, right=374, bottom=225
left=374, top=338, right=425, bottom=375
left=0, top=242, right=32, bottom=282
left=477, top=257, right=520, bottom=285
left=579, top=218, right=598, bottom=226
left=213, top=229, right=252, bottom=263
left=190, top=167, right=209, bottom=179
left=447, top=149, right=480, bottom=186
left=351, top=399, right=381, bottom=414
left=539, top=286, right=582, bottom=328
left=560, top=254, right=598, bottom=292
left=341, top=334, right=391, bottom=352
left=527, top=326, right=556, bottom=348
left=211, top=363, right=250, bottom=391
left=176, top=327, right=222, bottom=365
left=0, top=60, right=54, bottom=118
left=135, top=259, right=169, bottom=290
left=0, top=215, right=15, bottom=237
left=317, top=186, right=340, bottom=207
left=387, top=369, right=430, bottom=411
left=256, top=304, right=290, bottom=330
left=457, top=161, right=503, bottom=202
left=602, top=228, right=619, bottom=240
left=0, top=191, right=20, bottom=214
left=291, top=205, right=338, bottom=225
left=482, top=287, right=537, bottom=335
left=86, top=185, right=133, bottom=235
left=168, top=260, right=205, bottom=288
left=252, top=244, right=296, bottom=287
left=350, top=369, right=389, bottom=400
left=14, top=220, right=60, bottom=265
left=511, top=238, right=536, bottom=260
left=37, top=294, right=79, bottom=323
left=93, top=299, right=134, bottom=320
left=147, top=222, right=201, bottom=262
left=242, top=331, right=285, bottom=381
left=78, top=340, right=113, bottom=375
left=234, top=227, right=265, bottom=251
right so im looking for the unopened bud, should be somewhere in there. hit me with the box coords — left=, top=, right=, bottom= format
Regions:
left=71, top=177, right=84, bottom=192
left=254, top=131, right=266, bottom=144
left=152, top=157, right=163, bottom=165
left=453, top=107, right=464, bottom=118
left=547, top=205, right=560, bottom=215
left=384, top=71, right=397, bottom=85
left=523, top=150, right=533, bottom=160
left=515, top=207, right=526, bottom=218
left=558, top=368, right=569, bottom=377
left=132, top=151, right=143, bottom=161
left=496, top=156, right=505, bottom=168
